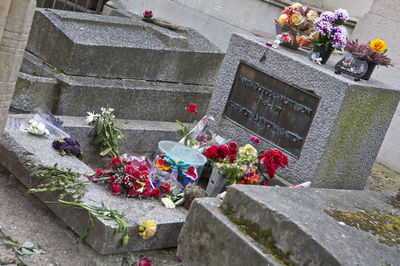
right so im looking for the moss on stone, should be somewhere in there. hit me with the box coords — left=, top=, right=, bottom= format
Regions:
left=220, top=207, right=295, bottom=265
left=325, top=208, right=400, bottom=247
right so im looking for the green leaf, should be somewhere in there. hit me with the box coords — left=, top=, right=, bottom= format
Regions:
left=177, top=129, right=184, bottom=136
left=95, top=119, right=103, bottom=135
left=176, top=120, right=184, bottom=127
left=100, top=147, right=112, bottom=157
left=22, top=242, right=34, bottom=250
left=93, top=134, right=105, bottom=145
left=118, top=131, right=124, bottom=143
left=20, top=247, right=34, bottom=255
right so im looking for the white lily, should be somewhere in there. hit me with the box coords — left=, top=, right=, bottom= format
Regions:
left=161, top=197, right=176, bottom=209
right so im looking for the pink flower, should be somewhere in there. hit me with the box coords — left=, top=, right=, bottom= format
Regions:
left=142, top=10, right=153, bottom=18
left=251, top=136, right=261, bottom=144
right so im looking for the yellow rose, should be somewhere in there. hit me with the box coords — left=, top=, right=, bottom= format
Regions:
left=370, top=39, right=387, bottom=53
left=292, top=2, right=302, bottom=10
left=290, top=12, right=304, bottom=26
left=306, top=10, right=319, bottom=23
left=239, top=144, right=257, bottom=157
left=278, top=14, right=289, bottom=25
left=139, top=218, right=157, bottom=239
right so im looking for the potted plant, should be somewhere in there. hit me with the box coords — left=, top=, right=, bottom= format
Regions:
left=275, top=2, right=319, bottom=49
left=311, top=8, right=349, bottom=64
left=343, top=39, right=393, bottom=80
left=183, top=185, right=207, bottom=210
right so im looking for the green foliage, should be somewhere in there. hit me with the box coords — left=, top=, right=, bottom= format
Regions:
left=216, top=152, right=258, bottom=186
left=1, top=235, right=44, bottom=256
left=26, top=163, right=87, bottom=201
left=88, top=108, right=124, bottom=158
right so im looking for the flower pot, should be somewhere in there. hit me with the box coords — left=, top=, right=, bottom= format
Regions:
left=361, top=61, right=377, bottom=80
left=313, top=45, right=334, bottom=64
left=275, top=24, right=299, bottom=50
left=205, top=167, right=227, bottom=197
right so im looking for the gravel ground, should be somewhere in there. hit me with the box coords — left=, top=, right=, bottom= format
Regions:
left=0, top=162, right=399, bottom=266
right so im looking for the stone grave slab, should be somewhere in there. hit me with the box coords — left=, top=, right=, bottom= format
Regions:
left=26, top=8, right=224, bottom=85
left=0, top=115, right=188, bottom=254
left=207, top=33, right=400, bottom=189
left=178, top=185, right=400, bottom=265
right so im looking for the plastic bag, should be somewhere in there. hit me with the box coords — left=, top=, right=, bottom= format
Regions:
left=21, top=112, right=70, bottom=139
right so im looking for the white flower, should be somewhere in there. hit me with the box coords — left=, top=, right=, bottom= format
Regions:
left=161, top=197, right=175, bottom=209
left=86, top=112, right=96, bottom=124
left=26, top=119, right=49, bottom=136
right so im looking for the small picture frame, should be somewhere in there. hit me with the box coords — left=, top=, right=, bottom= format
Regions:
left=335, top=53, right=368, bottom=81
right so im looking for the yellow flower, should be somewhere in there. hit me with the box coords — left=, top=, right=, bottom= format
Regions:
left=239, top=144, right=257, bottom=157
left=291, top=2, right=302, bottom=10
left=290, top=12, right=304, bottom=26
left=370, top=39, right=387, bottom=53
left=278, top=14, right=289, bottom=25
left=310, top=31, right=320, bottom=42
left=139, top=218, right=157, bottom=239
left=306, top=10, right=319, bottom=23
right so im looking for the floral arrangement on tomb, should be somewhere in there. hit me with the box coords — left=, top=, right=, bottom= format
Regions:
left=52, top=137, right=82, bottom=159
left=311, top=8, right=349, bottom=51
left=204, top=140, right=288, bottom=186
left=275, top=2, right=319, bottom=48
left=344, top=39, right=393, bottom=67
left=86, top=108, right=125, bottom=158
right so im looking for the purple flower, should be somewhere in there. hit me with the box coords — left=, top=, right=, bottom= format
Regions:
left=251, top=136, right=261, bottom=144
left=319, top=11, right=335, bottom=24
left=47, top=111, right=64, bottom=127
left=52, top=137, right=82, bottom=157
left=317, top=21, right=332, bottom=36
left=266, top=42, right=272, bottom=47
left=332, top=32, right=347, bottom=49
left=334, top=8, right=349, bottom=23
left=332, top=25, right=347, bottom=36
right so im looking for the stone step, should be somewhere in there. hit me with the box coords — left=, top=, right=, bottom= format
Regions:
left=27, top=8, right=224, bottom=85
left=0, top=114, right=188, bottom=254
left=219, top=185, right=400, bottom=265
left=177, top=198, right=282, bottom=266
left=13, top=51, right=212, bottom=122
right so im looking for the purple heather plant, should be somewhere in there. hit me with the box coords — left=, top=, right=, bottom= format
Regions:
left=344, top=39, right=393, bottom=67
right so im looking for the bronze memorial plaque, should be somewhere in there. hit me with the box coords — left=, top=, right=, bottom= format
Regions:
left=223, top=62, right=320, bottom=158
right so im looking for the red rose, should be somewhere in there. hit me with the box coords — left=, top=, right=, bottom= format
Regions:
left=227, top=142, right=238, bottom=155
left=142, top=10, right=153, bottom=18
left=139, top=165, right=149, bottom=172
left=128, top=188, right=138, bottom=197
left=124, top=165, right=135, bottom=175
left=144, top=180, right=152, bottom=188
left=229, top=154, right=236, bottom=163
left=218, top=145, right=229, bottom=159
left=159, top=183, right=171, bottom=194
left=138, top=257, right=151, bottom=266
left=95, top=168, right=104, bottom=176
left=110, top=175, right=118, bottom=184
left=185, top=103, right=199, bottom=114
left=122, top=176, right=133, bottom=188
left=150, top=188, right=161, bottom=198
left=110, top=157, right=121, bottom=169
left=141, top=188, right=151, bottom=199
left=110, top=184, right=122, bottom=196
left=204, top=145, right=219, bottom=159
left=132, top=170, right=141, bottom=180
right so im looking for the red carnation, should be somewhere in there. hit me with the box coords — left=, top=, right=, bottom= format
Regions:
left=138, top=257, right=151, bottom=266
left=128, top=187, right=138, bottom=197
left=95, top=168, right=104, bottom=176
left=110, top=157, right=121, bottom=169
left=124, top=165, right=135, bottom=175
left=141, top=188, right=151, bottom=199
left=144, top=180, right=152, bottom=188
left=150, top=188, right=161, bottom=198
left=259, top=149, right=288, bottom=178
left=185, top=103, right=199, bottom=114
left=227, top=142, right=238, bottom=155
left=204, top=145, right=219, bottom=159
left=160, top=183, right=171, bottom=194
left=217, top=145, right=229, bottom=159
left=132, top=170, right=141, bottom=180
left=142, top=10, right=153, bottom=18
left=110, top=175, right=118, bottom=184
left=110, top=184, right=122, bottom=196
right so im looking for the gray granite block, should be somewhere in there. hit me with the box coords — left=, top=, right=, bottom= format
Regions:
left=26, top=9, right=224, bottom=85
left=11, top=72, right=59, bottom=113
left=0, top=115, right=188, bottom=254
left=215, top=185, right=400, bottom=265
left=177, top=197, right=282, bottom=266
left=55, top=74, right=212, bottom=122
left=207, top=33, right=400, bottom=189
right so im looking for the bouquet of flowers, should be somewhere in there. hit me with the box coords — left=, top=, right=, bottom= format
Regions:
left=312, top=8, right=349, bottom=50
left=344, top=39, right=393, bottom=67
left=205, top=142, right=288, bottom=186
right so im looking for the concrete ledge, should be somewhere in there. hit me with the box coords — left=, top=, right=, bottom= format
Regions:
left=177, top=198, right=282, bottom=266
left=0, top=115, right=188, bottom=254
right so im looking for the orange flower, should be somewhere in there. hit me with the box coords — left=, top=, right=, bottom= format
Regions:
left=370, top=39, right=387, bottom=53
